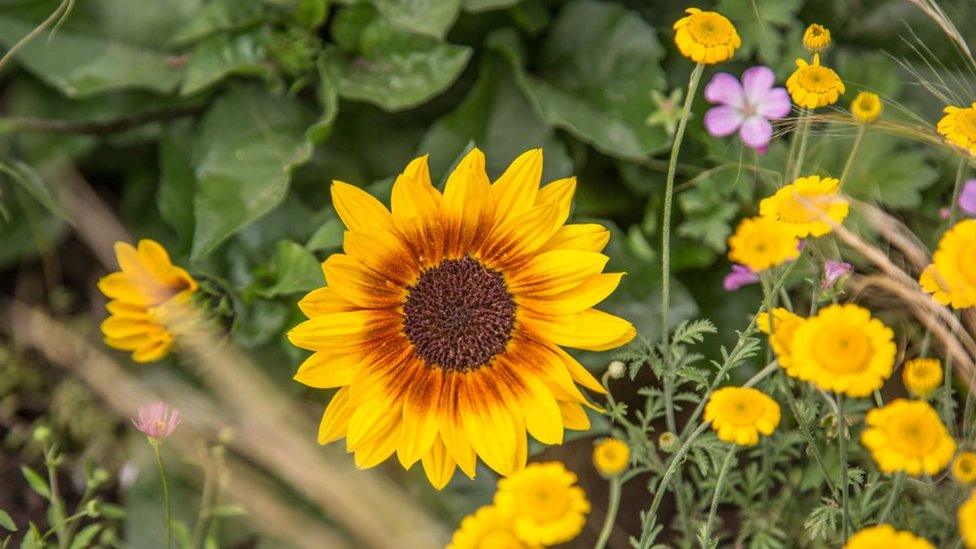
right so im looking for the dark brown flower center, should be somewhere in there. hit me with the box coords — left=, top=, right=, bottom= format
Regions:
left=403, top=256, right=515, bottom=371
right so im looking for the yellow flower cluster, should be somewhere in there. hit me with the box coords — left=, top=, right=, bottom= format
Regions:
left=902, top=358, right=942, bottom=399
left=705, top=387, right=781, bottom=446
left=673, top=8, right=741, bottom=65
left=861, top=399, right=956, bottom=476
left=592, top=438, right=629, bottom=476
left=448, top=462, right=589, bottom=548
left=920, top=219, right=976, bottom=309
left=844, top=524, right=934, bottom=549
left=938, top=103, right=976, bottom=156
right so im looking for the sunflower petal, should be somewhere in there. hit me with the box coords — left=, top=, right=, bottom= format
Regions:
left=293, top=351, right=357, bottom=388
left=318, top=388, right=354, bottom=444
left=321, top=254, right=404, bottom=309
left=397, top=369, right=442, bottom=468
left=508, top=250, right=609, bottom=296
left=520, top=272, right=625, bottom=315
left=391, top=155, right=440, bottom=222
left=524, top=308, right=635, bottom=351
left=421, top=436, right=456, bottom=490
left=298, top=286, right=357, bottom=317
left=536, top=177, right=576, bottom=226
left=459, top=375, right=518, bottom=475
left=343, top=228, right=418, bottom=285
left=540, top=223, right=611, bottom=253
left=559, top=401, right=591, bottom=430
left=331, top=181, right=394, bottom=232
left=442, top=148, right=493, bottom=256
left=480, top=202, right=562, bottom=268
left=491, top=148, right=542, bottom=227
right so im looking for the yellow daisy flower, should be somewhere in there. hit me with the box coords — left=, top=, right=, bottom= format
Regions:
left=786, top=54, right=845, bottom=109
left=673, top=8, right=741, bottom=65
left=844, top=524, right=935, bottom=549
left=789, top=304, right=896, bottom=397
left=593, top=437, right=629, bottom=476
left=937, top=103, right=976, bottom=157
left=756, top=307, right=805, bottom=376
left=902, top=358, right=942, bottom=399
left=861, top=399, right=956, bottom=476
left=286, top=149, right=635, bottom=488
left=920, top=220, right=976, bottom=309
left=98, top=239, right=198, bottom=363
left=803, top=24, right=831, bottom=54
left=447, top=505, right=539, bottom=549
left=758, top=175, right=850, bottom=237
left=728, top=216, right=801, bottom=272
left=704, top=387, right=781, bottom=446
left=961, top=489, right=976, bottom=548
left=954, top=452, right=976, bottom=484
left=851, top=91, right=883, bottom=124
left=494, top=461, right=589, bottom=546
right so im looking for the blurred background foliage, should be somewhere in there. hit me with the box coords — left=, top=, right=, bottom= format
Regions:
left=0, top=0, right=973, bottom=546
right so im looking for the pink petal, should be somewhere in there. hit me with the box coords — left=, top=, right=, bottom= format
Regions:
left=757, top=88, right=792, bottom=119
left=959, top=180, right=976, bottom=215
left=739, top=116, right=773, bottom=150
left=742, top=66, right=775, bottom=102
left=704, top=106, right=744, bottom=137
left=704, top=73, right=744, bottom=108
left=723, top=265, right=759, bottom=291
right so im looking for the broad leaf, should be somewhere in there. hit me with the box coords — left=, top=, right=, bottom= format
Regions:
left=180, top=28, right=273, bottom=96
left=461, top=0, right=522, bottom=11
left=0, top=508, right=15, bottom=531
left=715, top=0, right=803, bottom=70
left=20, top=466, right=50, bottom=500
left=371, top=0, right=459, bottom=38
left=158, top=121, right=197, bottom=250
left=255, top=240, right=324, bottom=298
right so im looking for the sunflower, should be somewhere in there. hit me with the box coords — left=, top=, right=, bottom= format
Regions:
left=447, top=505, right=539, bottom=549
left=704, top=387, right=781, bottom=446
left=861, top=399, right=956, bottom=476
left=954, top=452, right=976, bottom=484
left=961, top=490, right=976, bottom=548
left=789, top=304, right=896, bottom=397
left=673, top=8, right=741, bottom=65
left=902, top=358, right=942, bottom=400
left=494, top=461, right=589, bottom=546
left=851, top=91, right=883, bottom=124
left=843, top=524, right=935, bottom=549
left=786, top=54, right=845, bottom=109
left=920, top=220, right=976, bottom=309
left=937, top=103, right=976, bottom=156
left=593, top=437, right=629, bottom=476
left=758, top=175, right=849, bottom=237
left=756, top=307, right=805, bottom=376
left=98, top=239, right=198, bottom=363
left=727, top=216, right=801, bottom=272
left=287, top=149, right=635, bottom=488
left=802, top=24, right=831, bottom=53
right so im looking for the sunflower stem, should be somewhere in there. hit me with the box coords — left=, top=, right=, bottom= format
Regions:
left=877, top=472, right=905, bottom=523
left=838, top=124, right=866, bottom=188
left=152, top=441, right=174, bottom=549
left=837, top=393, right=850, bottom=541
left=789, top=108, right=811, bottom=181
left=701, top=445, right=736, bottom=548
left=595, top=476, right=622, bottom=549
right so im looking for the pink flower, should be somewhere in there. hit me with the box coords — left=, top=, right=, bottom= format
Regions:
left=959, top=179, right=976, bottom=215
left=939, top=207, right=952, bottom=220
left=723, top=264, right=760, bottom=291
left=704, top=66, right=792, bottom=153
left=822, top=260, right=853, bottom=289
left=133, top=402, right=182, bottom=441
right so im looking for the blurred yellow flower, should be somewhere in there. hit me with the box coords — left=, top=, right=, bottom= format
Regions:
left=756, top=307, right=805, bottom=376
left=728, top=216, right=801, bottom=272
left=851, top=91, right=883, bottom=123
left=673, top=8, right=741, bottom=65
left=954, top=452, right=976, bottom=484
left=786, top=54, right=845, bottom=109
left=287, top=149, right=635, bottom=489
left=920, top=220, right=976, bottom=309
left=844, top=524, right=934, bottom=549
left=920, top=264, right=955, bottom=306
left=98, top=240, right=198, bottom=363
left=861, top=399, right=956, bottom=476
left=593, top=438, right=629, bottom=476
left=789, top=304, right=896, bottom=397
left=759, top=175, right=849, bottom=237
left=961, top=489, right=976, bottom=548
left=494, top=462, right=589, bottom=546
left=704, top=387, right=781, bottom=446
left=802, top=24, right=831, bottom=53
left=447, top=505, right=539, bottom=549
left=902, top=358, right=942, bottom=399
left=938, top=103, right=976, bottom=156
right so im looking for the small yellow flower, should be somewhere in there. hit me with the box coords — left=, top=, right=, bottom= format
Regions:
left=98, top=239, right=198, bottom=363
left=593, top=438, right=629, bottom=476
left=673, top=8, right=741, bottom=65
left=937, top=103, right=976, bottom=157
left=758, top=175, right=850, bottom=237
left=789, top=304, right=896, bottom=397
left=704, top=387, right=781, bottom=446
left=961, top=489, right=976, bottom=548
left=851, top=91, right=883, bottom=124
left=756, top=307, right=805, bottom=376
left=954, top=452, right=976, bottom=484
left=728, top=216, right=801, bottom=272
left=786, top=54, right=845, bottom=109
left=920, top=220, right=976, bottom=309
left=494, top=462, right=589, bottom=546
left=861, top=399, right=956, bottom=476
left=902, top=358, right=942, bottom=399
left=843, top=524, right=935, bottom=549
left=803, top=24, right=831, bottom=53
left=447, top=505, right=540, bottom=549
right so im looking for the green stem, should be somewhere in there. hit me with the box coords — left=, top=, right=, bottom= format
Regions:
left=702, top=446, right=736, bottom=547
left=45, top=449, right=68, bottom=549
left=839, top=125, right=866, bottom=188
left=190, top=461, right=214, bottom=549
left=0, top=0, right=74, bottom=75
left=837, top=394, right=850, bottom=541
left=594, top=476, right=622, bottom=549
left=152, top=442, right=173, bottom=549
left=779, top=377, right=839, bottom=501
left=789, top=108, right=811, bottom=181
left=743, top=362, right=778, bottom=388
left=877, top=473, right=905, bottom=524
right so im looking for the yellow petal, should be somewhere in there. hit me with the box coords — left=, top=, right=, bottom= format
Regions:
left=343, top=228, right=417, bottom=285
left=131, top=338, right=172, bottom=363
left=536, top=177, right=576, bottom=226
left=105, top=300, right=148, bottom=319
left=540, top=223, right=611, bottom=253
left=137, top=239, right=196, bottom=291
left=351, top=414, right=400, bottom=469
left=442, top=148, right=493, bottom=255
left=491, top=148, right=542, bottom=227
left=321, top=254, right=404, bottom=309
left=508, top=250, right=609, bottom=297
left=318, top=388, right=353, bottom=444
left=517, top=373, right=564, bottom=445
left=396, top=370, right=442, bottom=468
left=480, top=202, right=561, bottom=268
left=460, top=377, right=518, bottom=475
left=298, top=287, right=356, bottom=317
left=391, top=155, right=440, bottom=223
left=286, top=310, right=381, bottom=351
left=559, top=401, right=591, bottom=430
left=549, top=344, right=607, bottom=394
left=421, top=436, right=456, bottom=490
left=524, top=308, right=635, bottom=351
left=101, top=316, right=163, bottom=339
left=331, top=181, right=394, bottom=232
left=293, top=351, right=356, bottom=388
left=520, top=272, right=624, bottom=315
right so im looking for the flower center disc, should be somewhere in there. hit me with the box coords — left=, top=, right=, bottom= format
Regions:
left=812, top=325, right=872, bottom=374
left=689, top=14, right=733, bottom=46
left=403, top=256, right=516, bottom=371
left=799, top=67, right=834, bottom=92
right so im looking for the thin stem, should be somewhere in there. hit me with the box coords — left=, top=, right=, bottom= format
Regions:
left=743, top=362, right=778, bottom=388
left=594, top=477, right=622, bottom=549
left=1, top=105, right=204, bottom=135
left=789, top=108, right=811, bottom=181
left=45, top=449, right=68, bottom=549
left=0, top=0, right=74, bottom=75
left=190, top=460, right=215, bottom=549
left=837, top=394, right=850, bottom=541
left=839, top=125, right=867, bottom=188
left=779, top=376, right=840, bottom=500
left=877, top=473, right=905, bottom=524
left=701, top=446, right=736, bottom=547
left=949, top=159, right=967, bottom=224
left=152, top=442, right=173, bottom=549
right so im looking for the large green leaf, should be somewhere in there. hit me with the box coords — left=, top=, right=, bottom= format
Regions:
left=0, top=16, right=182, bottom=97
left=715, top=0, right=803, bottom=70
left=158, top=121, right=197, bottom=251
left=371, top=0, right=459, bottom=38
left=191, top=85, right=314, bottom=259
left=461, top=0, right=521, bottom=12
left=825, top=133, right=938, bottom=209
left=180, top=28, right=273, bottom=95
left=253, top=240, right=324, bottom=298
left=171, top=0, right=275, bottom=46
left=490, top=0, right=669, bottom=160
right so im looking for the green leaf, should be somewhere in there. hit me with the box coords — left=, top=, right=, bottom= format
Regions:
left=489, top=0, right=669, bottom=160
left=461, top=0, right=521, bottom=12
left=715, top=0, right=803, bottom=69
left=208, top=504, right=247, bottom=517
left=307, top=55, right=340, bottom=144
left=295, top=0, right=329, bottom=29
left=256, top=240, right=324, bottom=298
left=0, top=16, right=182, bottom=98
left=191, top=85, right=314, bottom=259
left=330, top=2, right=379, bottom=52
left=838, top=134, right=938, bottom=209
left=172, top=0, right=274, bottom=46
left=0, top=160, right=67, bottom=221
left=320, top=20, right=471, bottom=111
left=19, top=523, right=42, bottom=549
left=0, top=509, right=15, bottom=531
left=371, top=0, right=459, bottom=38
left=69, top=524, right=103, bottom=549
left=20, top=466, right=50, bottom=500
left=305, top=217, right=344, bottom=252
left=158, top=121, right=197, bottom=250
left=180, top=28, right=273, bottom=96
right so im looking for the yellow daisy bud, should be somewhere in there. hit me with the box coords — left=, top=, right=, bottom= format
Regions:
left=902, top=358, right=942, bottom=399
left=851, top=91, right=883, bottom=124
left=673, top=8, right=741, bottom=65
left=954, top=451, right=976, bottom=484
left=938, top=102, right=976, bottom=157
left=592, top=438, right=629, bottom=476
left=786, top=54, right=845, bottom=109
left=802, top=24, right=831, bottom=53
left=704, top=387, right=781, bottom=446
